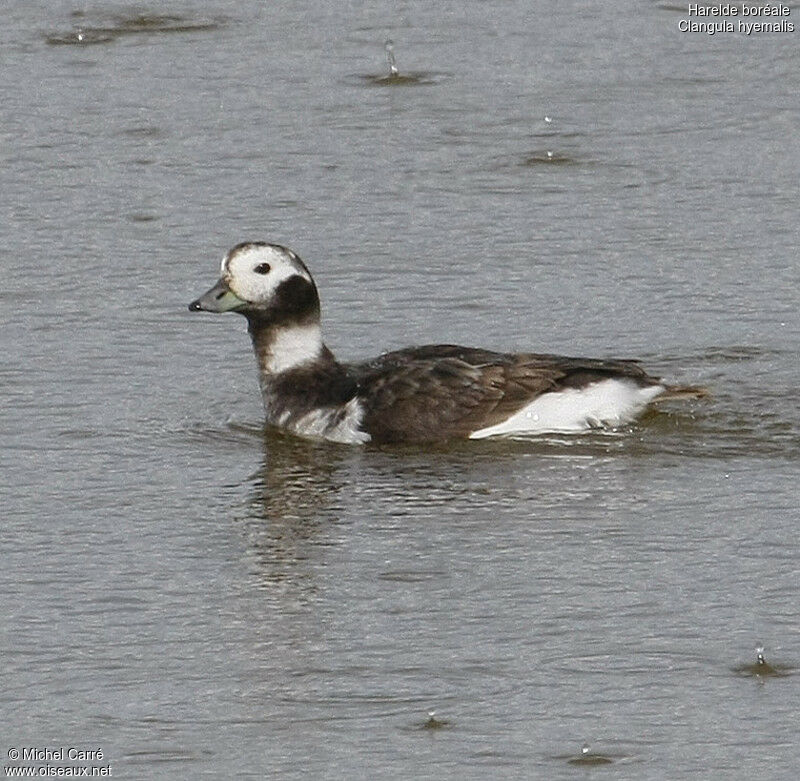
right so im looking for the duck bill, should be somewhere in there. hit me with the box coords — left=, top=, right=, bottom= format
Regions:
left=188, top=279, right=246, bottom=313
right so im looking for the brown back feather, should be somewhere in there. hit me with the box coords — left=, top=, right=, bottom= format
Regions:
left=354, top=345, right=662, bottom=443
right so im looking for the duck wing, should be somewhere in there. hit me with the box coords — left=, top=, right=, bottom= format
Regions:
left=352, top=345, right=658, bottom=443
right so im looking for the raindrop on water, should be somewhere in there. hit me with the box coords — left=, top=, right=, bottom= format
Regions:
left=385, top=39, right=398, bottom=76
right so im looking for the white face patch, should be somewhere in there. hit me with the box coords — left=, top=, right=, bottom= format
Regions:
left=221, top=244, right=313, bottom=306
left=469, top=379, right=666, bottom=439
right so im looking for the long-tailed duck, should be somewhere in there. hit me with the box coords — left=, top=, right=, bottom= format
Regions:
left=189, top=242, right=707, bottom=444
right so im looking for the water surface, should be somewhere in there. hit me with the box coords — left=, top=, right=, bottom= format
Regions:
left=2, top=1, right=798, bottom=778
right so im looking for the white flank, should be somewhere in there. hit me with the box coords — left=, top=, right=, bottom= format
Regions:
left=290, top=397, right=371, bottom=444
left=263, top=324, right=324, bottom=374
left=469, top=379, right=665, bottom=439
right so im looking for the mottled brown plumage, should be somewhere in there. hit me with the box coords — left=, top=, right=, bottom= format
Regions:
left=352, top=345, right=660, bottom=443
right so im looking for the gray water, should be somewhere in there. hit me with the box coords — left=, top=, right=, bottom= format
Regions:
left=2, top=1, right=799, bottom=778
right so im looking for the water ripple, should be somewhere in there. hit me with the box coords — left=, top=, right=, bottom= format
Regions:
left=46, top=12, right=226, bottom=46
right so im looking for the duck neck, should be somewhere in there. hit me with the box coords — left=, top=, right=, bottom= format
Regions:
left=248, top=318, right=331, bottom=378
left=247, top=317, right=357, bottom=429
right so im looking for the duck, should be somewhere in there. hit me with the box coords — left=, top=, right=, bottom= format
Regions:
left=189, top=242, right=707, bottom=444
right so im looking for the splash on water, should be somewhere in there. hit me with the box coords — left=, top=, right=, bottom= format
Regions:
left=523, top=151, right=576, bottom=166
left=732, top=644, right=794, bottom=678
left=567, top=743, right=614, bottom=765
left=385, top=39, right=399, bottom=76
left=359, top=39, right=435, bottom=86
left=46, top=12, right=224, bottom=46
left=421, top=709, right=450, bottom=729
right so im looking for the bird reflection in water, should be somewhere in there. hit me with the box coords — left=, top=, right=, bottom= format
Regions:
left=239, top=430, right=349, bottom=598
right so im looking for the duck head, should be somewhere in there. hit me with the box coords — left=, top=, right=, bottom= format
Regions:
left=189, top=242, right=321, bottom=326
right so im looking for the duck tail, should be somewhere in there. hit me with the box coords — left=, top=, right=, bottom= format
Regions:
left=654, top=384, right=711, bottom=402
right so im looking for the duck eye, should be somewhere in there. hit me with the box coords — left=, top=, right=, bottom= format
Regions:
left=253, top=263, right=271, bottom=275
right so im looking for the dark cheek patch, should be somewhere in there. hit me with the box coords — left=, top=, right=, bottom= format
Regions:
left=272, top=276, right=319, bottom=321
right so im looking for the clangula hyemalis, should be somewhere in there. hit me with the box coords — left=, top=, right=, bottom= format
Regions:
left=189, top=242, right=707, bottom=444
